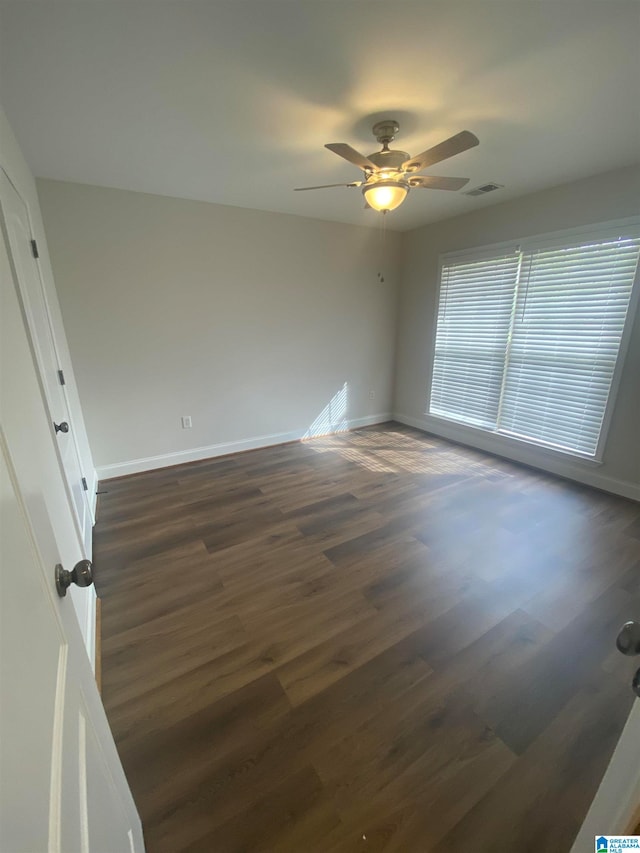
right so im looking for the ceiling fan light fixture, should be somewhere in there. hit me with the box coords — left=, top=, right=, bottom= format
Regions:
left=362, top=180, right=409, bottom=212
left=300, top=123, right=478, bottom=212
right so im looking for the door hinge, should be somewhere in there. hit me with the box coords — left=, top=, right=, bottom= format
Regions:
left=81, top=477, right=89, bottom=491
left=57, top=369, right=66, bottom=386
left=30, top=239, right=39, bottom=259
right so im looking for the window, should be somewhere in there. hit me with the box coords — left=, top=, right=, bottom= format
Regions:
left=429, top=223, right=640, bottom=458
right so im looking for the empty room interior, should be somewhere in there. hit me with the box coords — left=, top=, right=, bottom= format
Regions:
left=1, top=2, right=640, bottom=851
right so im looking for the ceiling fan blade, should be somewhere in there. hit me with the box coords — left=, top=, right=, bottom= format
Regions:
left=407, top=176, right=470, bottom=191
left=294, top=181, right=362, bottom=191
left=325, top=143, right=378, bottom=172
left=402, top=131, right=479, bottom=173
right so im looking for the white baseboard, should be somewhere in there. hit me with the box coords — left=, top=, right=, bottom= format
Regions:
left=96, top=414, right=392, bottom=481
left=394, top=412, right=640, bottom=502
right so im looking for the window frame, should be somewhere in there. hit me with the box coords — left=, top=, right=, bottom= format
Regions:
left=426, top=217, right=640, bottom=465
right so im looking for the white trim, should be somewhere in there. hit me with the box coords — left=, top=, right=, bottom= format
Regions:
left=86, top=468, right=98, bottom=522
left=48, top=644, right=67, bottom=853
left=570, top=700, right=640, bottom=850
left=427, top=411, right=603, bottom=465
left=85, top=587, right=97, bottom=676
left=440, top=215, right=640, bottom=266
left=1, top=168, right=91, bottom=556
left=78, top=712, right=89, bottom=853
left=596, top=245, right=640, bottom=459
left=96, top=414, right=392, bottom=480
left=394, top=412, right=640, bottom=502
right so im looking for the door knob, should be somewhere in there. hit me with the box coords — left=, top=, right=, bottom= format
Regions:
left=616, top=621, right=640, bottom=656
left=55, top=559, right=93, bottom=597
left=54, top=421, right=69, bottom=434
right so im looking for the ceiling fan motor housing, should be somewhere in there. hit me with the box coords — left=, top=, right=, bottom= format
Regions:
left=367, top=149, right=410, bottom=172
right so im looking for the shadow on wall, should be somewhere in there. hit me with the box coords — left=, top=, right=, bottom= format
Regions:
left=304, top=382, right=349, bottom=438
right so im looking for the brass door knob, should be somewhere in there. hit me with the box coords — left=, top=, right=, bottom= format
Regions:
left=55, top=559, right=93, bottom=597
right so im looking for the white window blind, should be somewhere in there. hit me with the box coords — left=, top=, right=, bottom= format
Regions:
left=429, top=226, right=640, bottom=458
left=430, top=252, right=520, bottom=429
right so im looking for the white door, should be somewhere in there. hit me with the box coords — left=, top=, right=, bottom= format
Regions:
left=0, top=169, right=93, bottom=558
left=571, top=651, right=640, bottom=848
left=0, top=215, right=143, bottom=851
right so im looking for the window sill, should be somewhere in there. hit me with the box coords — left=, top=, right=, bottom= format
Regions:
left=423, top=412, right=604, bottom=468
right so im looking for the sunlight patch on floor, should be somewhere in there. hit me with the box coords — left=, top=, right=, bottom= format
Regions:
left=306, top=429, right=503, bottom=476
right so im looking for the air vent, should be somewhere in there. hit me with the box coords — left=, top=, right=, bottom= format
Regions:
left=464, top=183, right=504, bottom=197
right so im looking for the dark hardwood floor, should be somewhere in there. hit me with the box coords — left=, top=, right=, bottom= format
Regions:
left=93, top=423, right=640, bottom=852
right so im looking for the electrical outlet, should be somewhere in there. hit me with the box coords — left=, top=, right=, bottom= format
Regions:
left=369, top=389, right=375, bottom=399
left=181, top=416, right=192, bottom=429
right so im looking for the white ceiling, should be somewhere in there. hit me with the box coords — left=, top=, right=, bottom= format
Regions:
left=1, top=1, right=639, bottom=232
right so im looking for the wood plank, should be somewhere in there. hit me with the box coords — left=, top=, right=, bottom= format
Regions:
left=94, top=424, right=640, bottom=852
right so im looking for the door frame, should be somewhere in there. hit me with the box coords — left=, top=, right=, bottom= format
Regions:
left=0, top=207, right=145, bottom=852
left=1, top=167, right=94, bottom=552
left=570, top=698, right=640, bottom=849
left=0, top=112, right=98, bottom=663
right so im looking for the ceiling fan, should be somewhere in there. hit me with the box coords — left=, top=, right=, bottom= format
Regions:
left=295, top=120, right=479, bottom=213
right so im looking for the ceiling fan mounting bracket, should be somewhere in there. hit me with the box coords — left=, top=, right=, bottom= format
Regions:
left=372, top=120, right=400, bottom=146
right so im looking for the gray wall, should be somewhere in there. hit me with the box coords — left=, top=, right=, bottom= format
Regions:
left=39, top=165, right=640, bottom=496
left=37, top=180, right=401, bottom=476
left=394, top=164, right=640, bottom=497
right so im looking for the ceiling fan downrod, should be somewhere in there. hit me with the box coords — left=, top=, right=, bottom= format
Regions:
left=371, top=120, right=400, bottom=150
